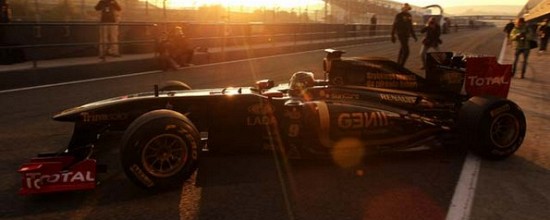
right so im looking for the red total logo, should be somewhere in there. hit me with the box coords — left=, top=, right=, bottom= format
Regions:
left=23, top=171, right=95, bottom=189
left=466, top=76, right=510, bottom=87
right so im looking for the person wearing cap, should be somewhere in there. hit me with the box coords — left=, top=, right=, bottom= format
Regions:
left=391, top=3, right=417, bottom=66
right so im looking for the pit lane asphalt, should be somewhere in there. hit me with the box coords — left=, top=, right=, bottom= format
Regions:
left=0, top=27, right=548, bottom=220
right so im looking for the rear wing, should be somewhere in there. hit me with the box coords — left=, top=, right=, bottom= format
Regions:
left=464, top=56, right=512, bottom=98
left=425, top=52, right=512, bottom=98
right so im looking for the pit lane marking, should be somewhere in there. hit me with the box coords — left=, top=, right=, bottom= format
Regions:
left=446, top=37, right=509, bottom=220
left=445, top=153, right=481, bottom=220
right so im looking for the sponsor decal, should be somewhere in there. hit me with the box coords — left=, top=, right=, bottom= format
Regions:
left=330, top=93, right=360, bottom=100
left=81, top=112, right=128, bottom=123
left=248, top=103, right=274, bottom=115
left=284, top=107, right=302, bottom=120
left=490, top=104, right=511, bottom=117
left=247, top=115, right=277, bottom=126
left=168, top=124, right=198, bottom=160
left=23, top=171, right=95, bottom=190
left=130, top=164, right=155, bottom=188
left=465, top=57, right=512, bottom=98
left=337, top=112, right=389, bottom=129
left=247, top=103, right=277, bottom=126
left=380, top=94, right=417, bottom=104
left=365, top=73, right=417, bottom=88
left=318, top=90, right=360, bottom=100
left=183, top=133, right=198, bottom=160
left=360, top=62, right=383, bottom=69
left=367, top=73, right=416, bottom=81
left=467, top=76, right=510, bottom=87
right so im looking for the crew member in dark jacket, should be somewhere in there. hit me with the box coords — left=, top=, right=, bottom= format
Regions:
left=95, top=0, right=121, bottom=58
left=391, top=3, right=417, bottom=66
left=537, top=18, right=549, bottom=53
left=419, top=17, right=442, bottom=69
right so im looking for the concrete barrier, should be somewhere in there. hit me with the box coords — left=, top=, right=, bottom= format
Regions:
left=0, top=35, right=389, bottom=90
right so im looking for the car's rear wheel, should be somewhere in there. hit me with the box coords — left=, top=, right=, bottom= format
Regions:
left=120, top=109, right=199, bottom=190
left=459, top=96, right=526, bottom=160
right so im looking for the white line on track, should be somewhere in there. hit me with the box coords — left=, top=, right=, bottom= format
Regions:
left=446, top=38, right=508, bottom=220
left=0, top=70, right=162, bottom=94
left=445, top=154, right=481, bottom=220
left=498, top=37, right=508, bottom=63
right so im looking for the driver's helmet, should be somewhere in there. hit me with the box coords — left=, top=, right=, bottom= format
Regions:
left=289, top=71, right=315, bottom=96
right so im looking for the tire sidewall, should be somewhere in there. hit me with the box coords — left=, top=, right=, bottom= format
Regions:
left=461, top=97, right=526, bottom=160
left=121, top=111, right=199, bottom=190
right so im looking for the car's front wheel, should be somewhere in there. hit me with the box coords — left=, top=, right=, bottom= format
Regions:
left=120, top=109, right=199, bottom=190
left=459, top=96, right=526, bottom=160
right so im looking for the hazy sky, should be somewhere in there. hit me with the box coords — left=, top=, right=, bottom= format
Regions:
left=397, top=0, right=527, bottom=8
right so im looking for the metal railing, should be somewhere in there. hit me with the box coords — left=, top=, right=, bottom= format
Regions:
left=0, top=22, right=480, bottom=69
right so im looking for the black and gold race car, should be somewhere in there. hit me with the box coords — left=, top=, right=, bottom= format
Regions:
left=18, top=49, right=525, bottom=194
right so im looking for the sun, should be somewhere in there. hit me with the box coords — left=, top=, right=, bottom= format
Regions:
left=159, top=0, right=324, bottom=10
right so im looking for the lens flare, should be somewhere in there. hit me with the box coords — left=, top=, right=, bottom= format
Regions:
left=331, top=138, right=365, bottom=168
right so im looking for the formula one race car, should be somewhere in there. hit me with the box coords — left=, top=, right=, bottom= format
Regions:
left=18, top=49, right=526, bottom=195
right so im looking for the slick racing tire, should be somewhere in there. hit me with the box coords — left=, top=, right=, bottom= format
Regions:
left=459, top=96, right=526, bottom=160
left=120, top=109, right=199, bottom=190
left=160, top=80, right=192, bottom=91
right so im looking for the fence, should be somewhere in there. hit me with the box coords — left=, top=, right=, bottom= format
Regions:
left=0, top=21, right=483, bottom=68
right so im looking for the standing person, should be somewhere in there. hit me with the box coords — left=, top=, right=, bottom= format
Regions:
left=536, top=18, right=550, bottom=53
left=0, top=0, right=11, bottom=23
left=391, top=3, right=417, bottom=67
left=510, top=17, right=534, bottom=79
left=419, top=17, right=442, bottom=70
left=95, top=0, right=121, bottom=59
left=503, top=20, right=515, bottom=44
left=442, top=17, right=449, bottom=34
left=369, top=14, right=377, bottom=36
left=0, top=0, right=12, bottom=44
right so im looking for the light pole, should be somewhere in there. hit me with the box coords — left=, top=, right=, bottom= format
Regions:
left=145, top=0, right=148, bottom=16
left=324, top=0, right=328, bottom=23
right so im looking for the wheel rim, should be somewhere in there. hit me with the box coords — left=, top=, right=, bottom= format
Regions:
left=142, top=134, right=188, bottom=178
left=490, top=113, right=520, bottom=148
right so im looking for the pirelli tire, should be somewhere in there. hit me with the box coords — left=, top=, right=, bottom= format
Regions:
left=159, top=80, right=192, bottom=91
left=120, top=109, right=199, bottom=191
left=458, top=96, right=526, bottom=160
